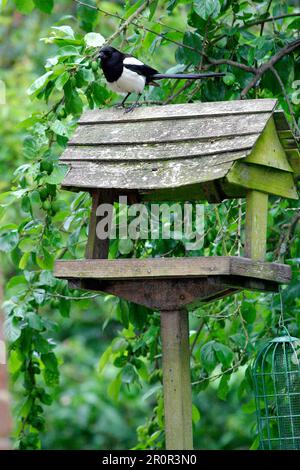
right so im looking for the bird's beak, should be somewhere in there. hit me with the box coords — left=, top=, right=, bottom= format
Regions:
left=98, top=51, right=105, bottom=60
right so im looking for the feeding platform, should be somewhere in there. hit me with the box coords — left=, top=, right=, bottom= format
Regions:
left=54, top=99, right=299, bottom=450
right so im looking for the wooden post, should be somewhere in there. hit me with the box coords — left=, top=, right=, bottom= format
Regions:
left=160, top=309, right=193, bottom=450
left=244, top=190, right=268, bottom=260
left=85, top=189, right=117, bottom=259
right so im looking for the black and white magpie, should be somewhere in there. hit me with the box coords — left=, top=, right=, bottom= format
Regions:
left=98, top=46, right=225, bottom=111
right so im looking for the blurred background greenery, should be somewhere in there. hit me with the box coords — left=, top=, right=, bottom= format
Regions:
left=0, top=0, right=299, bottom=450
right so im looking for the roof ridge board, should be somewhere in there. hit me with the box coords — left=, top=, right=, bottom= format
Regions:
left=78, top=109, right=276, bottom=126
left=79, top=99, right=278, bottom=124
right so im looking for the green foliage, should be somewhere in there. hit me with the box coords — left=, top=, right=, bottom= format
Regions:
left=1, top=0, right=300, bottom=451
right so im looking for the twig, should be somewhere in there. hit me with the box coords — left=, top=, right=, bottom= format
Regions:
left=107, top=1, right=152, bottom=44
left=163, top=79, right=195, bottom=104
left=205, top=58, right=256, bottom=74
left=49, top=292, right=101, bottom=300
left=192, top=356, right=245, bottom=386
left=243, top=12, right=300, bottom=30
left=274, top=210, right=300, bottom=261
left=212, top=13, right=300, bottom=44
left=270, top=65, right=300, bottom=136
left=240, top=38, right=300, bottom=98
left=260, top=0, right=273, bottom=36
left=190, top=319, right=205, bottom=355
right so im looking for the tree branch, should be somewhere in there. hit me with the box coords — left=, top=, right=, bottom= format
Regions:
left=270, top=65, right=300, bottom=136
left=212, top=13, right=300, bottom=44
left=240, top=38, right=300, bottom=98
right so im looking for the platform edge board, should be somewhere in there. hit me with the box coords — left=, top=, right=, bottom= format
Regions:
left=54, top=257, right=291, bottom=284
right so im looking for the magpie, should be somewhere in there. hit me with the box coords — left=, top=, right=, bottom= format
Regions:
left=98, top=46, right=225, bottom=112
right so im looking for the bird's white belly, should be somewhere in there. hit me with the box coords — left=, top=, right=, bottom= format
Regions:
left=108, top=68, right=146, bottom=95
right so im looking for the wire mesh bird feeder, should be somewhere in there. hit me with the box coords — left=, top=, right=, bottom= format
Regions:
left=253, top=333, right=300, bottom=450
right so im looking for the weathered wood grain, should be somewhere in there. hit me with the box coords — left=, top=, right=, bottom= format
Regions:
left=70, top=113, right=271, bottom=145
left=226, top=161, right=298, bottom=199
left=229, top=257, right=291, bottom=282
left=79, top=99, right=277, bottom=124
left=62, top=157, right=234, bottom=190
left=62, top=134, right=258, bottom=162
left=244, top=190, right=268, bottom=260
left=85, top=189, right=118, bottom=259
left=161, top=310, right=193, bottom=450
left=54, top=256, right=291, bottom=283
left=273, top=110, right=290, bottom=130
left=68, top=277, right=240, bottom=309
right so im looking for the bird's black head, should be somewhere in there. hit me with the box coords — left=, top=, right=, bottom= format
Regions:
left=98, top=46, right=122, bottom=63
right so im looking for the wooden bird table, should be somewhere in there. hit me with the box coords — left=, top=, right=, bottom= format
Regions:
left=54, top=99, right=299, bottom=449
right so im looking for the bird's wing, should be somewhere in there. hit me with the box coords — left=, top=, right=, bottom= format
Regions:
left=123, top=57, right=159, bottom=83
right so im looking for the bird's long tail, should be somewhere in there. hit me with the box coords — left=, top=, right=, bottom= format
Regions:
left=152, top=72, right=225, bottom=80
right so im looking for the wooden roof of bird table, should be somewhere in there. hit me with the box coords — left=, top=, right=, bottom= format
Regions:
left=60, top=98, right=299, bottom=202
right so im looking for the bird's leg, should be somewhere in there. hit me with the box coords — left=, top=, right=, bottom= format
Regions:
left=114, top=92, right=131, bottom=108
left=124, top=94, right=142, bottom=113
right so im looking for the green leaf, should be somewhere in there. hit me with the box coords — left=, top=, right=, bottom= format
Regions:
left=4, top=317, right=21, bottom=343
left=45, top=164, right=68, bottom=184
left=200, top=341, right=217, bottom=372
left=51, top=25, right=75, bottom=39
left=76, top=0, right=98, bottom=27
left=27, top=71, right=53, bottom=96
left=84, top=32, right=105, bottom=47
left=98, top=346, right=112, bottom=373
left=50, top=120, right=69, bottom=137
left=192, top=404, right=201, bottom=423
left=149, top=0, right=158, bottom=20
left=288, top=18, right=300, bottom=30
left=193, top=0, right=220, bottom=19
left=223, top=73, right=235, bottom=86
left=0, top=228, right=19, bottom=252
left=33, top=0, right=53, bottom=13
left=64, top=82, right=83, bottom=116
left=217, top=374, right=230, bottom=400
left=19, top=252, right=30, bottom=270
left=34, top=334, right=53, bottom=353
left=6, top=275, right=27, bottom=291
left=55, top=71, right=70, bottom=92
left=124, top=0, right=144, bottom=18
left=8, top=349, right=23, bottom=374
left=43, top=368, right=59, bottom=387
left=27, top=312, right=44, bottom=331
left=118, top=238, right=134, bottom=255
left=15, top=0, right=34, bottom=14
left=58, top=298, right=70, bottom=318
left=108, top=371, right=122, bottom=401
left=214, top=342, right=234, bottom=368
left=41, top=352, right=58, bottom=372
left=36, top=248, right=54, bottom=270
left=241, top=302, right=256, bottom=324
left=19, top=237, right=36, bottom=253
left=121, top=364, right=139, bottom=384
left=92, top=82, right=108, bottom=106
